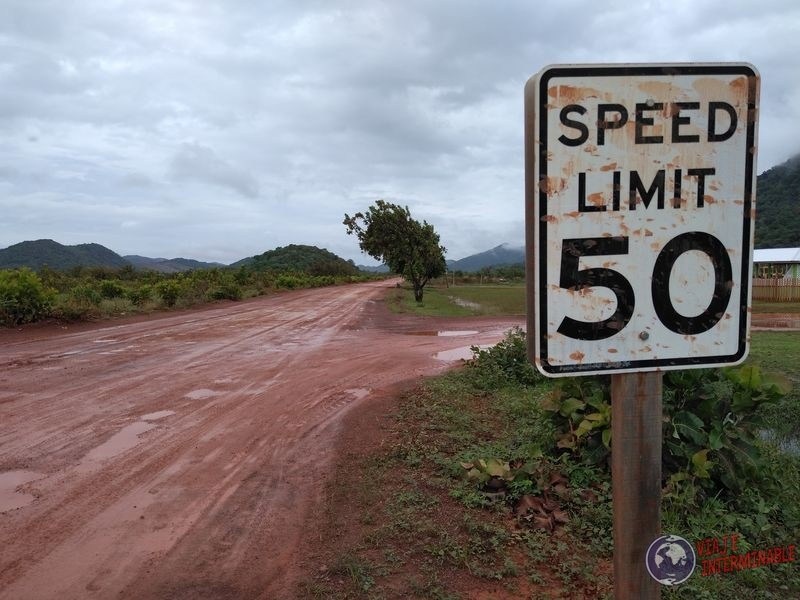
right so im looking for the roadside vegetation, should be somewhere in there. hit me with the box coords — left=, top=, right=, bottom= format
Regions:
left=0, top=264, right=382, bottom=327
left=303, top=328, right=799, bottom=599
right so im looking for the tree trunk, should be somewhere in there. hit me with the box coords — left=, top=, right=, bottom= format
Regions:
left=413, top=286, right=424, bottom=303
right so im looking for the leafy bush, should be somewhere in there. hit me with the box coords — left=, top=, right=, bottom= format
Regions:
left=126, top=285, right=153, bottom=306
left=99, top=279, right=126, bottom=299
left=210, top=282, right=243, bottom=301
left=69, top=284, right=102, bottom=306
left=155, top=280, right=181, bottom=307
left=541, top=377, right=612, bottom=466
left=541, top=365, right=790, bottom=502
left=0, top=268, right=54, bottom=325
left=275, top=274, right=302, bottom=289
left=466, top=327, right=542, bottom=389
left=662, top=366, right=788, bottom=495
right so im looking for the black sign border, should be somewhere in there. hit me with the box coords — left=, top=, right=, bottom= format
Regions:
left=536, top=64, right=758, bottom=375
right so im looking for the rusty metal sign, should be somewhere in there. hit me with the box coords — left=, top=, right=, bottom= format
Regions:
left=525, top=64, right=760, bottom=376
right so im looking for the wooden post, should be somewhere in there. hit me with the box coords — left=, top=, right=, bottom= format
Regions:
left=612, top=371, right=663, bottom=599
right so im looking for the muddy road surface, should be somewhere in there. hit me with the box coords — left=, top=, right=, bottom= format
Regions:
left=0, top=280, right=521, bottom=599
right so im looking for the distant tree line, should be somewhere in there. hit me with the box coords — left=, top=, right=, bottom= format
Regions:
left=0, top=263, right=382, bottom=327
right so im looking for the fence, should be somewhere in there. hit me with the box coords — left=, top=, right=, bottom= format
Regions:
left=752, top=277, right=800, bottom=302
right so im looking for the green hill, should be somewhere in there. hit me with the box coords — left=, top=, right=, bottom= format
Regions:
left=124, top=255, right=224, bottom=273
left=0, top=239, right=130, bottom=270
left=232, top=244, right=359, bottom=276
left=756, top=155, right=800, bottom=248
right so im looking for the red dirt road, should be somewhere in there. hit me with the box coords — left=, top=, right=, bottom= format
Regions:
left=0, top=280, right=521, bottom=600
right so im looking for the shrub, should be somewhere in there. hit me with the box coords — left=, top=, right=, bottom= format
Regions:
left=0, top=268, right=54, bottom=325
left=210, top=282, right=243, bottom=301
left=275, top=274, right=303, bottom=289
left=542, top=365, right=789, bottom=502
left=99, top=280, right=126, bottom=299
left=127, top=285, right=153, bottom=306
left=69, top=284, right=102, bottom=306
left=466, top=327, right=542, bottom=389
left=155, top=280, right=181, bottom=307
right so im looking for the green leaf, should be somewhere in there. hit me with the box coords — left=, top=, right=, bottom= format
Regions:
left=559, top=397, right=585, bottom=419
left=731, top=391, right=756, bottom=412
left=726, top=365, right=763, bottom=390
left=691, top=449, right=713, bottom=478
left=708, top=427, right=724, bottom=450
left=601, top=428, right=612, bottom=448
left=584, top=412, right=607, bottom=423
left=672, top=410, right=707, bottom=445
left=483, top=458, right=511, bottom=479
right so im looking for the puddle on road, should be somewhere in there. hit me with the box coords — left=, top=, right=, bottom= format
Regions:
left=434, top=345, right=492, bottom=362
left=184, top=389, right=222, bottom=400
left=408, top=330, right=479, bottom=337
left=345, top=388, right=370, bottom=400
left=0, top=470, right=46, bottom=512
left=141, top=410, right=175, bottom=421
left=83, top=421, right=156, bottom=462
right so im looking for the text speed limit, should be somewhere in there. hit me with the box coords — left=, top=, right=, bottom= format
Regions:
left=525, top=64, right=759, bottom=376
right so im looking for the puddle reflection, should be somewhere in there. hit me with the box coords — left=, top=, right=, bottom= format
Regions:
left=0, top=470, right=45, bottom=512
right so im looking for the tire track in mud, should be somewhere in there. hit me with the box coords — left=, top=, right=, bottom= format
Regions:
left=0, top=281, right=520, bottom=599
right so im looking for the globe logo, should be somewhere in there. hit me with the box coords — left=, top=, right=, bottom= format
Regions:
left=645, top=534, right=696, bottom=585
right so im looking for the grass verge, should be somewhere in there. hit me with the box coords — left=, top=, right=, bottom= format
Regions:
left=752, top=301, right=800, bottom=314
left=749, top=331, right=800, bottom=442
left=301, top=330, right=800, bottom=599
left=388, top=284, right=525, bottom=317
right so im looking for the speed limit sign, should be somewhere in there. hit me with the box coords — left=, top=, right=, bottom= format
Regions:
left=525, top=64, right=760, bottom=376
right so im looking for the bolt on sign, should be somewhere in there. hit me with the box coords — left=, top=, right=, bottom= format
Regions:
left=525, top=64, right=760, bottom=376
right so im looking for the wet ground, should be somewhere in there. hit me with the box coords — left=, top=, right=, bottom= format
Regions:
left=0, top=280, right=521, bottom=600
left=751, top=313, right=800, bottom=331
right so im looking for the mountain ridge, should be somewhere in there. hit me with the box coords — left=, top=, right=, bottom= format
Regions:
left=0, top=239, right=130, bottom=270
left=447, top=243, right=524, bottom=272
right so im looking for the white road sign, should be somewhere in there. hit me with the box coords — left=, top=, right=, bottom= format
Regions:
left=525, top=64, right=760, bottom=376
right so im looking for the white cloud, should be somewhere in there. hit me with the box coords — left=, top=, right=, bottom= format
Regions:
left=1, top=0, right=798, bottom=263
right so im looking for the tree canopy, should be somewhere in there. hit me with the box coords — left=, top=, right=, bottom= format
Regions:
left=344, top=200, right=446, bottom=301
left=755, top=154, right=800, bottom=248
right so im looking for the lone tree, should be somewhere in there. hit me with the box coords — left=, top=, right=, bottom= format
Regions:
left=344, top=200, right=446, bottom=302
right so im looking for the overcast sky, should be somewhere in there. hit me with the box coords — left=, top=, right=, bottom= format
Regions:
left=1, top=1, right=798, bottom=264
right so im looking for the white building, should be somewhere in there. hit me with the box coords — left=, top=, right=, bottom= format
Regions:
left=753, top=248, right=800, bottom=279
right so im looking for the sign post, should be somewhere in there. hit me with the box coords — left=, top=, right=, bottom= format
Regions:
left=525, top=63, right=759, bottom=597
left=611, top=372, right=662, bottom=598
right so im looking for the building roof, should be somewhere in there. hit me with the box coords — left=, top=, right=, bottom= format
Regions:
left=753, top=248, right=800, bottom=263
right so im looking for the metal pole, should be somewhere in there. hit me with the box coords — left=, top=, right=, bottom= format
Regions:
left=611, top=371, right=663, bottom=599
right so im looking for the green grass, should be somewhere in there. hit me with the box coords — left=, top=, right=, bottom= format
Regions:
left=388, top=283, right=525, bottom=317
left=386, top=286, right=476, bottom=317
left=394, top=285, right=800, bottom=317
left=752, top=301, right=800, bottom=313
left=443, top=284, right=526, bottom=315
left=304, top=329, right=800, bottom=599
left=748, top=331, right=800, bottom=440
left=749, top=331, right=800, bottom=379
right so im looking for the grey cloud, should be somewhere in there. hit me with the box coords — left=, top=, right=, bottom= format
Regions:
left=170, top=143, right=260, bottom=198
left=0, top=0, right=798, bottom=263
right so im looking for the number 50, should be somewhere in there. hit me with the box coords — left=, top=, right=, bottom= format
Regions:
left=556, top=232, right=733, bottom=341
